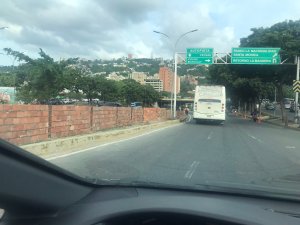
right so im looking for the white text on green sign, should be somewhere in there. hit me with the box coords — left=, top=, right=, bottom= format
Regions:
left=231, top=48, right=280, bottom=64
left=186, top=48, right=213, bottom=64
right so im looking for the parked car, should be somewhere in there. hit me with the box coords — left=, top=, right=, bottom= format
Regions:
left=261, top=99, right=270, bottom=106
left=283, top=98, right=293, bottom=109
left=130, top=102, right=143, bottom=108
left=289, top=101, right=300, bottom=112
left=265, top=103, right=275, bottom=110
left=102, top=102, right=122, bottom=107
left=48, top=98, right=63, bottom=105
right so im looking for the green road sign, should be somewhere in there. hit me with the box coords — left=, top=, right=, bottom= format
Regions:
left=186, top=48, right=213, bottom=64
left=231, top=48, right=280, bottom=64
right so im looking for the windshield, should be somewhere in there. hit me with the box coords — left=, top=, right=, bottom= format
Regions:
left=1, top=0, right=300, bottom=199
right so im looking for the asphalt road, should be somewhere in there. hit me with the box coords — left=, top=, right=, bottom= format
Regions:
left=50, top=115, right=300, bottom=195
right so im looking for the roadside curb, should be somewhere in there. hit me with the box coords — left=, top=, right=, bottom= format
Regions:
left=261, top=111, right=300, bottom=131
left=263, top=119, right=300, bottom=131
left=236, top=112, right=300, bottom=130
left=21, top=120, right=181, bottom=158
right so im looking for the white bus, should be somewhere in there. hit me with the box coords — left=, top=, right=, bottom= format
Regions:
left=193, top=85, right=226, bottom=124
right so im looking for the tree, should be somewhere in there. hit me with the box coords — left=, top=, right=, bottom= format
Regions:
left=180, top=80, right=195, bottom=98
left=235, top=20, right=299, bottom=119
left=4, top=48, right=69, bottom=103
left=142, top=85, right=160, bottom=106
left=209, top=19, right=300, bottom=117
left=78, top=76, right=100, bottom=102
left=120, top=79, right=144, bottom=105
left=0, top=73, right=15, bottom=87
left=119, top=79, right=159, bottom=106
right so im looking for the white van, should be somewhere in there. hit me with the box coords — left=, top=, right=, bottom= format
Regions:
left=193, top=85, right=226, bottom=124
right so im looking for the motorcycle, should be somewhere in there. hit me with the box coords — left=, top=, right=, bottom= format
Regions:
left=251, top=112, right=258, bottom=122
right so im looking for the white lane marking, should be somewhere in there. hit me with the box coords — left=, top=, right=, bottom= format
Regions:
left=285, top=146, right=296, bottom=149
left=247, top=134, right=263, bottom=143
left=47, top=124, right=182, bottom=161
left=184, top=161, right=200, bottom=179
left=207, top=131, right=213, bottom=140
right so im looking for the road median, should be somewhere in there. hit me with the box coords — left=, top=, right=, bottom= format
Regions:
left=260, top=111, right=300, bottom=130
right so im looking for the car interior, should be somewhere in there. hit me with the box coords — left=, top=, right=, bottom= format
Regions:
left=1, top=139, right=300, bottom=225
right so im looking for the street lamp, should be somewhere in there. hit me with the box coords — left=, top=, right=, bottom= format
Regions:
left=173, top=29, right=198, bottom=118
left=153, top=30, right=173, bottom=113
left=153, top=30, right=169, bottom=38
left=153, top=29, right=198, bottom=118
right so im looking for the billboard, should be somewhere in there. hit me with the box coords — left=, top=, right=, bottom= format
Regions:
left=0, top=87, right=16, bottom=104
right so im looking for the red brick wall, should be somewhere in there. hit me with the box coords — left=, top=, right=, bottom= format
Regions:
left=92, top=107, right=117, bottom=131
left=0, top=105, right=49, bottom=145
left=51, top=105, right=91, bottom=139
left=117, top=107, right=132, bottom=127
left=131, top=108, right=143, bottom=124
left=0, top=105, right=174, bottom=146
left=144, top=108, right=168, bottom=122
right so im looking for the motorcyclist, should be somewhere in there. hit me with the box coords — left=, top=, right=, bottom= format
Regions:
left=184, top=107, right=189, bottom=116
left=251, top=109, right=258, bottom=122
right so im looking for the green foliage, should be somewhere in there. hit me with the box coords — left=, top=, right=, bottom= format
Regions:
left=120, top=79, right=144, bottom=104
left=160, top=91, right=171, bottom=98
left=180, top=80, right=196, bottom=98
left=282, top=85, right=294, bottom=98
left=4, top=48, right=67, bottom=102
left=209, top=19, right=300, bottom=107
left=177, top=64, right=208, bottom=77
left=142, top=85, right=160, bottom=106
left=120, top=79, right=159, bottom=105
left=240, top=20, right=300, bottom=61
left=0, top=73, right=15, bottom=87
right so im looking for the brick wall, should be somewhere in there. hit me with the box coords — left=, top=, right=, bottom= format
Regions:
left=131, top=108, right=144, bottom=124
left=117, top=107, right=132, bottom=127
left=0, top=105, right=174, bottom=146
left=144, top=108, right=160, bottom=122
left=0, top=105, right=48, bottom=145
left=93, top=107, right=117, bottom=131
left=51, top=105, right=91, bottom=139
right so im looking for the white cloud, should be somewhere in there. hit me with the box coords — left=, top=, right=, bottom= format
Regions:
left=0, top=0, right=300, bottom=65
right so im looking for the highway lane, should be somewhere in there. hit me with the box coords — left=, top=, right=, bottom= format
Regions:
left=50, top=115, right=300, bottom=194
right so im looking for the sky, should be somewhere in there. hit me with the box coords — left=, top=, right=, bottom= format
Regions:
left=0, top=0, right=300, bottom=65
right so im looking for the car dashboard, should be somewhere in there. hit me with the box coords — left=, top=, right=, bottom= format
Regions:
left=40, top=187, right=300, bottom=225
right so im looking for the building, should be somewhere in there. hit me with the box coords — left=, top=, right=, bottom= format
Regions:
left=130, top=72, right=147, bottom=84
left=107, top=72, right=126, bottom=81
left=181, top=75, right=198, bottom=86
left=144, top=78, right=163, bottom=92
left=158, top=67, right=180, bottom=94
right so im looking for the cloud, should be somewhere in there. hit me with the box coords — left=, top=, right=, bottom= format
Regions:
left=0, top=0, right=300, bottom=65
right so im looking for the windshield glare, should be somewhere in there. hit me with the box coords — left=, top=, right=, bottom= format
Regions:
left=1, top=0, right=300, bottom=199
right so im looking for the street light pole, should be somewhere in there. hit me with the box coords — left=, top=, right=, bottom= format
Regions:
left=153, top=30, right=173, bottom=117
left=153, top=29, right=198, bottom=119
left=173, top=29, right=198, bottom=118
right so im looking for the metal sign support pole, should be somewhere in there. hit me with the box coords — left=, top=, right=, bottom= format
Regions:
left=296, top=56, right=300, bottom=124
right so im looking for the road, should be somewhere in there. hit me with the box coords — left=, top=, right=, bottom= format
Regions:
left=50, top=115, right=300, bottom=195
